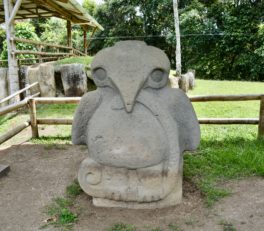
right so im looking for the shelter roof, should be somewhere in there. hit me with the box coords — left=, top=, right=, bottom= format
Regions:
left=0, top=0, right=103, bottom=30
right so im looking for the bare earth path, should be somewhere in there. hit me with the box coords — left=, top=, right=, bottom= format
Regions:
left=0, top=142, right=263, bottom=231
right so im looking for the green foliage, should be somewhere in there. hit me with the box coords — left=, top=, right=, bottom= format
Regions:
left=56, top=56, right=93, bottom=65
left=39, top=18, right=85, bottom=51
left=184, top=135, right=264, bottom=206
left=31, top=136, right=71, bottom=145
left=40, top=18, right=67, bottom=46
left=0, top=27, right=6, bottom=54
left=91, top=0, right=264, bottom=81
left=30, top=17, right=48, bottom=37
left=91, top=0, right=173, bottom=60
left=43, top=181, right=82, bottom=230
left=1, top=22, right=39, bottom=62
left=82, top=0, right=97, bottom=16
left=46, top=197, right=77, bottom=228
left=107, top=223, right=136, bottom=231
left=66, top=180, right=82, bottom=197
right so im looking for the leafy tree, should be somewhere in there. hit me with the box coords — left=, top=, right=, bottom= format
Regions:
left=1, top=22, right=39, bottom=61
left=83, top=0, right=97, bottom=16
left=39, top=18, right=85, bottom=52
left=0, top=27, right=6, bottom=54
left=90, top=0, right=264, bottom=81
left=90, top=0, right=174, bottom=62
left=30, top=17, right=48, bottom=37
left=40, top=18, right=67, bottom=46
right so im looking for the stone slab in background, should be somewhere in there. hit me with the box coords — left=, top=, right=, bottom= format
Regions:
left=27, top=65, right=41, bottom=95
left=0, top=164, right=10, bottom=177
left=18, top=66, right=28, bottom=99
left=38, top=62, right=56, bottom=97
left=60, top=64, right=87, bottom=96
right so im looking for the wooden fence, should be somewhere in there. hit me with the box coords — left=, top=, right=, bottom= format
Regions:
left=0, top=37, right=86, bottom=67
left=0, top=82, right=40, bottom=144
left=0, top=93, right=264, bottom=146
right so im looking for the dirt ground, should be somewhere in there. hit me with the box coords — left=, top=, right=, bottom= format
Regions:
left=0, top=139, right=264, bottom=231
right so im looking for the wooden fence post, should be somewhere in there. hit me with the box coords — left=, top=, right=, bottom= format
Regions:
left=28, top=98, right=39, bottom=138
left=38, top=45, right=43, bottom=63
left=258, top=95, right=264, bottom=138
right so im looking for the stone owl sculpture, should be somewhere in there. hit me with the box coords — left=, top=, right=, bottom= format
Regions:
left=72, top=41, right=200, bottom=209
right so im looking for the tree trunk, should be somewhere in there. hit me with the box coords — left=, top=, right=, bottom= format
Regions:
left=173, top=0, right=181, bottom=76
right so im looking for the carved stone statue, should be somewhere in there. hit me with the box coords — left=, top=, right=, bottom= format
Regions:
left=72, top=41, right=200, bottom=209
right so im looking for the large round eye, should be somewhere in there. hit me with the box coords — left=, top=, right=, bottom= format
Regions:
left=93, top=68, right=106, bottom=81
left=151, top=69, right=164, bottom=83
left=145, top=68, right=168, bottom=89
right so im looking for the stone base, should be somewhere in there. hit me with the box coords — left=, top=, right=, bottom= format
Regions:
left=92, top=186, right=182, bottom=209
left=78, top=156, right=183, bottom=205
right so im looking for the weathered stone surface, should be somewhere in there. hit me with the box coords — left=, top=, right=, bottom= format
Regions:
left=18, top=66, right=28, bottom=99
left=26, top=62, right=56, bottom=97
left=0, top=164, right=10, bottom=177
left=85, top=64, right=92, bottom=80
left=179, top=70, right=196, bottom=92
left=60, top=64, right=87, bottom=96
left=72, top=41, right=200, bottom=209
left=0, top=68, right=9, bottom=105
left=38, top=62, right=56, bottom=97
left=168, top=75, right=180, bottom=88
left=188, top=69, right=196, bottom=90
left=27, top=65, right=41, bottom=95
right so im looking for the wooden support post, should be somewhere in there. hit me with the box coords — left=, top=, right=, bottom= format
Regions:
left=28, top=99, right=39, bottom=138
left=87, top=27, right=97, bottom=55
left=83, top=29, right=87, bottom=55
left=38, top=45, right=43, bottom=63
left=3, top=0, right=20, bottom=102
left=67, top=20, right=72, bottom=49
left=8, top=0, right=23, bottom=26
left=258, top=96, right=264, bottom=138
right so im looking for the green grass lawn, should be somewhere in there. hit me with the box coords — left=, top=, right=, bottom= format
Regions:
left=55, top=56, right=93, bottom=66
left=1, top=79, right=264, bottom=206
left=185, top=79, right=264, bottom=205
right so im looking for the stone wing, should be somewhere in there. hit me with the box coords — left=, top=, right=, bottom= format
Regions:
left=72, top=91, right=102, bottom=145
left=168, top=89, right=200, bottom=152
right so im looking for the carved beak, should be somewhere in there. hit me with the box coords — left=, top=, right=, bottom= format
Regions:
left=112, top=78, right=144, bottom=113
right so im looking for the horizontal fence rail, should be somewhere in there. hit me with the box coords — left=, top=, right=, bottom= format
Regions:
left=0, top=83, right=40, bottom=145
left=0, top=93, right=264, bottom=145
left=35, top=97, right=81, bottom=104
left=199, top=118, right=259, bottom=124
left=0, top=121, right=30, bottom=144
left=33, top=94, right=264, bottom=139
left=3, top=37, right=87, bottom=66
left=0, top=82, right=39, bottom=105
left=190, top=94, right=263, bottom=102
left=11, top=37, right=73, bottom=50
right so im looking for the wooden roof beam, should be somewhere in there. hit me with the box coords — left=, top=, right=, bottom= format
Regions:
left=8, top=0, right=23, bottom=26
left=55, top=0, right=70, bottom=3
left=34, top=0, right=80, bottom=23
left=18, top=7, right=37, bottom=15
